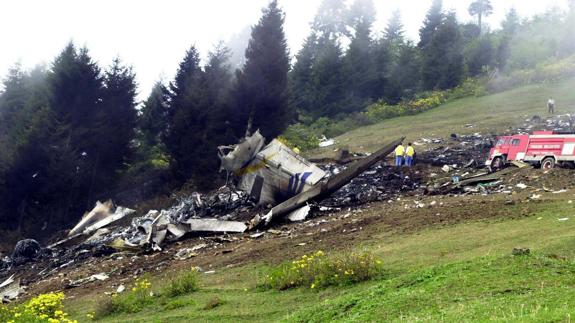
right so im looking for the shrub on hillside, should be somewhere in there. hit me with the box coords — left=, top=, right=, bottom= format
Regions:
left=365, top=91, right=447, bottom=123
left=162, top=269, right=200, bottom=297
left=261, top=251, right=384, bottom=291
left=95, top=277, right=155, bottom=318
left=0, top=292, right=76, bottom=323
left=279, top=123, right=320, bottom=151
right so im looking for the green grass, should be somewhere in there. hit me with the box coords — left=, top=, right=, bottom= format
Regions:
left=262, top=251, right=384, bottom=291
left=285, top=253, right=575, bottom=322
left=311, top=78, right=575, bottom=157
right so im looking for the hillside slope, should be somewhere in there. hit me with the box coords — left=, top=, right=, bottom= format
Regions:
left=315, top=78, right=575, bottom=155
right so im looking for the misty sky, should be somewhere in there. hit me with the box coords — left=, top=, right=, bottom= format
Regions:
left=0, top=0, right=569, bottom=101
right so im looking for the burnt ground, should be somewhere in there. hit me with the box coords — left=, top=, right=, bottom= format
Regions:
left=15, top=167, right=572, bottom=302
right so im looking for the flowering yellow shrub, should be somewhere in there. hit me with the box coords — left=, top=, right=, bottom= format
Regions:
left=0, top=292, right=77, bottom=323
left=262, top=251, right=383, bottom=291
left=94, top=276, right=155, bottom=318
left=365, top=91, right=447, bottom=123
left=131, top=277, right=152, bottom=293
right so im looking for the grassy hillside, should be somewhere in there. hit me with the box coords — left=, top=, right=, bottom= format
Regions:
left=313, top=78, right=575, bottom=155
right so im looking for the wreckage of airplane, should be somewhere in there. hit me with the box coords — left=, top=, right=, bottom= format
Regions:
left=57, top=131, right=403, bottom=248
left=218, top=131, right=404, bottom=227
left=1, top=132, right=403, bottom=297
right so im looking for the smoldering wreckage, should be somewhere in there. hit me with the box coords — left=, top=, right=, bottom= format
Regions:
left=1, top=113, right=573, bottom=302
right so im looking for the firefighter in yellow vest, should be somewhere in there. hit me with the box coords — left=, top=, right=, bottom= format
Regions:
left=394, top=142, right=405, bottom=166
left=405, top=142, right=415, bottom=167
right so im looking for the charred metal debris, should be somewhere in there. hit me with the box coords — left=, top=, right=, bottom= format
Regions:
left=0, top=132, right=409, bottom=294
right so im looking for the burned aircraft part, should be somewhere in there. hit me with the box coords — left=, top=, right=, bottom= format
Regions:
left=157, top=189, right=253, bottom=223
left=417, top=133, right=493, bottom=169
left=49, top=205, right=135, bottom=249
left=219, top=129, right=265, bottom=173
left=235, top=139, right=327, bottom=205
left=185, top=219, right=247, bottom=233
left=0, top=275, right=21, bottom=303
left=67, top=272, right=109, bottom=288
left=251, top=137, right=404, bottom=227
left=69, top=200, right=114, bottom=236
left=287, top=205, right=311, bottom=222
left=12, top=239, right=41, bottom=264
left=319, top=165, right=421, bottom=207
left=82, top=206, right=135, bottom=234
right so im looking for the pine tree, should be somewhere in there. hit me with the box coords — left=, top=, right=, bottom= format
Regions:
left=99, top=58, right=138, bottom=178
left=468, top=0, right=493, bottom=35
left=312, top=0, right=348, bottom=42
left=140, top=81, right=170, bottom=147
left=434, top=12, right=465, bottom=89
left=371, top=38, right=391, bottom=101
left=49, top=43, right=104, bottom=154
left=387, top=42, right=421, bottom=102
left=466, top=36, right=494, bottom=76
left=343, top=0, right=377, bottom=112
left=418, top=0, right=443, bottom=49
left=0, top=64, right=27, bottom=139
left=234, top=0, right=290, bottom=139
left=496, top=8, right=519, bottom=69
left=309, top=40, right=346, bottom=118
left=163, top=44, right=236, bottom=187
left=290, top=34, right=319, bottom=117
left=194, top=45, right=236, bottom=185
left=47, top=43, right=107, bottom=213
left=0, top=65, right=55, bottom=232
left=385, top=9, right=404, bottom=45
left=381, top=10, right=409, bottom=103
left=164, top=46, right=205, bottom=180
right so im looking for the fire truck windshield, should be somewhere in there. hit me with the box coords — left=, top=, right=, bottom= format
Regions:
left=495, top=138, right=506, bottom=146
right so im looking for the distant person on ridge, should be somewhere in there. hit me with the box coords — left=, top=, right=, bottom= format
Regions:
left=547, top=97, right=555, bottom=114
left=394, top=142, right=405, bottom=166
left=405, top=143, right=415, bottom=167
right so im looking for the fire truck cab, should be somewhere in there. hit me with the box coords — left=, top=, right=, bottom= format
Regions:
left=486, top=131, right=575, bottom=169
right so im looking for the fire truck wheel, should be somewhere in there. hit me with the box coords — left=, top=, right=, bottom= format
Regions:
left=491, top=157, right=503, bottom=170
left=541, top=157, right=555, bottom=170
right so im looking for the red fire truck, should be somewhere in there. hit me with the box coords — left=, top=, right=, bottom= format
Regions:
left=486, top=131, right=575, bottom=169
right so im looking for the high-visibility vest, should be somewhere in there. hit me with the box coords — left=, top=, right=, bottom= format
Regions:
left=406, top=146, right=415, bottom=157
left=394, top=145, right=405, bottom=156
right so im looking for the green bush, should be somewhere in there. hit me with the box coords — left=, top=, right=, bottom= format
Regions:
left=95, top=278, right=155, bottom=318
left=162, top=269, right=200, bottom=298
left=364, top=91, right=447, bottom=124
left=279, top=123, right=320, bottom=151
left=261, top=251, right=384, bottom=291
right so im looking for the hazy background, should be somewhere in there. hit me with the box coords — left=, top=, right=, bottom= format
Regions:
left=0, top=0, right=568, bottom=100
